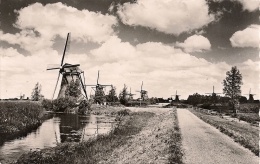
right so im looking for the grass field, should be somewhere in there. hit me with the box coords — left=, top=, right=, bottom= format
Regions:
left=189, top=109, right=259, bottom=156
left=13, top=111, right=155, bottom=164
left=0, top=101, right=50, bottom=144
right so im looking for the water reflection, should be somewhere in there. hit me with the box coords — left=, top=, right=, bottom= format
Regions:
left=0, top=114, right=116, bottom=163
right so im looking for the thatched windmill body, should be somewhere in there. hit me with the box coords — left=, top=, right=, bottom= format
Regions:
left=47, top=33, right=87, bottom=100
left=244, top=88, right=256, bottom=103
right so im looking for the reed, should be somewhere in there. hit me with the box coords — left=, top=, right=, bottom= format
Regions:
left=0, top=101, right=49, bottom=144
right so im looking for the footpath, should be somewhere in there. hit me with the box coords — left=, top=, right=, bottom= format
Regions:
left=177, top=109, right=259, bottom=164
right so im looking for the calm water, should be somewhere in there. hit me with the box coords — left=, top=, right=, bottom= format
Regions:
left=0, top=113, right=116, bottom=163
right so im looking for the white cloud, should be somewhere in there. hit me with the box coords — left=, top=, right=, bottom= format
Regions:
left=176, top=35, right=211, bottom=53
left=117, top=0, right=214, bottom=35
left=230, top=24, right=259, bottom=48
left=237, top=0, right=260, bottom=11
left=0, top=47, right=23, bottom=57
left=236, top=59, right=260, bottom=98
left=0, top=2, right=117, bottom=53
left=90, top=36, right=137, bottom=63
left=1, top=39, right=258, bottom=100
left=84, top=39, right=237, bottom=99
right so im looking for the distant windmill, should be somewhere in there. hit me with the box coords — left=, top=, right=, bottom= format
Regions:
left=244, top=88, right=256, bottom=103
left=126, top=87, right=136, bottom=100
left=84, top=70, right=112, bottom=103
left=136, top=81, right=148, bottom=101
left=171, top=90, right=181, bottom=102
left=205, top=86, right=221, bottom=105
left=47, top=33, right=87, bottom=100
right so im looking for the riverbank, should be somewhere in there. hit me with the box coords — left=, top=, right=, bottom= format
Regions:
left=98, top=108, right=183, bottom=164
left=13, top=111, right=154, bottom=163
left=0, top=101, right=51, bottom=145
left=188, top=108, right=259, bottom=156
left=13, top=108, right=184, bottom=164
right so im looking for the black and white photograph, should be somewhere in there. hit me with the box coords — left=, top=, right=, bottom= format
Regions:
left=0, top=0, right=259, bottom=163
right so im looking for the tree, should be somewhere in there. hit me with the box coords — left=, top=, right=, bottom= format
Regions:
left=94, top=85, right=105, bottom=104
left=31, top=82, right=43, bottom=101
left=222, top=66, right=243, bottom=113
left=65, top=79, right=81, bottom=99
left=119, top=84, right=128, bottom=105
left=106, top=86, right=118, bottom=102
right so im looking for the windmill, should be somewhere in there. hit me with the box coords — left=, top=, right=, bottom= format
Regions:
left=47, top=33, right=87, bottom=100
left=136, top=81, right=148, bottom=101
left=244, top=88, right=256, bottom=103
left=84, top=70, right=112, bottom=104
left=16, top=93, right=25, bottom=100
left=126, top=87, right=136, bottom=100
left=205, top=86, right=221, bottom=105
left=171, top=90, right=181, bottom=102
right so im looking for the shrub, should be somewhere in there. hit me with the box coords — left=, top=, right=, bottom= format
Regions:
left=52, top=97, right=77, bottom=112
left=117, top=109, right=130, bottom=116
left=199, top=103, right=211, bottom=109
left=41, top=99, right=53, bottom=110
left=78, top=100, right=92, bottom=114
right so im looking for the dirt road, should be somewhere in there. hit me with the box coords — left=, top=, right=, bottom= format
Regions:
left=178, top=109, right=259, bottom=164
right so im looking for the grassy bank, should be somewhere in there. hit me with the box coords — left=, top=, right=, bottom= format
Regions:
left=0, top=101, right=49, bottom=144
left=90, top=104, right=128, bottom=115
left=236, top=113, right=260, bottom=124
left=168, top=109, right=184, bottom=164
left=14, top=111, right=155, bottom=164
left=189, top=109, right=259, bottom=156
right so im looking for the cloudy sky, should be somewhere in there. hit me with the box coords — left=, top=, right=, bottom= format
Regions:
left=0, top=0, right=259, bottom=100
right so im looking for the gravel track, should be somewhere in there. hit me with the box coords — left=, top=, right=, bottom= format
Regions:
left=178, top=109, right=259, bottom=164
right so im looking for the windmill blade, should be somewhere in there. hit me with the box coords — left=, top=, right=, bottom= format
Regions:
left=47, top=67, right=61, bottom=70
left=78, top=74, right=88, bottom=99
left=82, top=71, right=86, bottom=86
left=97, top=70, right=100, bottom=85
left=100, top=85, right=112, bottom=87
left=85, top=85, right=97, bottom=86
left=61, top=33, right=70, bottom=66
left=141, top=81, right=143, bottom=90
left=47, top=64, right=61, bottom=70
left=52, top=73, right=61, bottom=100
left=63, top=64, right=80, bottom=68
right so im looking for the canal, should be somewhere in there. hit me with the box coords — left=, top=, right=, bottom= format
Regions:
left=0, top=113, right=116, bottom=163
